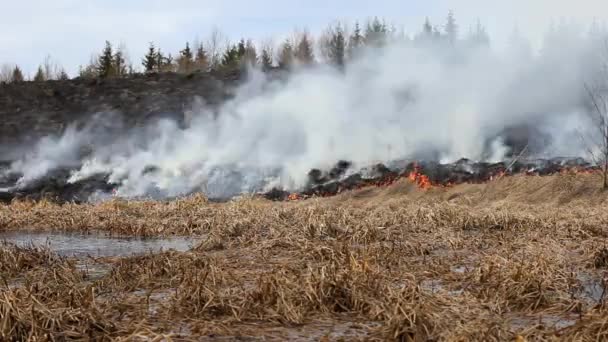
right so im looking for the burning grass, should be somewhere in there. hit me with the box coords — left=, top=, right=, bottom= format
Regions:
left=1, top=174, right=608, bottom=340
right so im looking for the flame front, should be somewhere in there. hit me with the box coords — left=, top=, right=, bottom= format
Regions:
left=407, top=164, right=432, bottom=190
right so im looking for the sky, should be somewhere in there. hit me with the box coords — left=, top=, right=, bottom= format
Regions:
left=1, top=0, right=608, bottom=76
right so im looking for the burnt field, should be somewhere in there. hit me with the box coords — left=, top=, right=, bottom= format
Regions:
left=1, top=173, right=608, bottom=340
left=0, top=156, right=599, bottom=204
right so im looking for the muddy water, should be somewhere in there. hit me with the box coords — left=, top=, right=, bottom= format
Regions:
left=0, top=231, right=198, bottom=258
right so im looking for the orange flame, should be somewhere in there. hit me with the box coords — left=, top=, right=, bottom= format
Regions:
left=407, top=165, right=432, bottom=190
left=287, top=193, right=301, bottom=201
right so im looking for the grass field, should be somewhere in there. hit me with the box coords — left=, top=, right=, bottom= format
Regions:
left=1, top=173, right=608, bottom=341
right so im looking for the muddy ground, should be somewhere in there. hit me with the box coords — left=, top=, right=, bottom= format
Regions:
left=1, top=174, right=608, bottom=341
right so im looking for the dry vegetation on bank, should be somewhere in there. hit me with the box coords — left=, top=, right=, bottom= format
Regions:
left=1, top=174, right=608, bottom=340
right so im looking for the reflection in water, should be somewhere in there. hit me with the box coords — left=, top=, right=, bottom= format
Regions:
left=0, top=231, right=198, bottom=258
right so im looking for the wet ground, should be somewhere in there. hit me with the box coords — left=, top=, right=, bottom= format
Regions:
left=0, top=230, right=198, bottom=258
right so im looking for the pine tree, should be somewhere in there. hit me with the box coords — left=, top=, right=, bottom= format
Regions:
left=11, top=66, right=24, bottom=82
left=114, top=48, right=127, bottom=77
left=423, top=17, right=433, bottom=36
left=156, top=49, right=165, bottom=71
left=467, top=19, right=490, bottom=47
left=348, top=22, right=364, bottom=59
left=243, top=40, right=258, bottom=66
left=445, top=10, right=458, bottom=45
left=33, top=66, right=45, bottom=82
left=277, top=39, right=294, bottom=69
left=142, top=42, right=157, bottom=73
left=325, top=24, right=346, bottom=67
left=97, top=41, right=115, bottom=78
left=220, top=44, right=240, bottom=67
left=260, top=47, right=273, bottom=70
left=365, top=17, right=387, bottom=47
left=58, top=69, right=69, bottom=80
left=178, top=42, right=194, bottom=73
left=194, top=43, right=209, bottom=71
left=237, top=39, right=247, bottom=60
left=295, top=32, right=314, bottom=65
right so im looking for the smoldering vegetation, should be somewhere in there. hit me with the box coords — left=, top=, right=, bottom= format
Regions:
left=2, top=21, right=608, bottom=203
left=2, top=174, right=608, bottom=340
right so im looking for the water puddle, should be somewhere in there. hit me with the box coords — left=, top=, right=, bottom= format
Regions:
left=510, top=314, right=578, bottom=331
left=0, top=231, right=199, bottom=258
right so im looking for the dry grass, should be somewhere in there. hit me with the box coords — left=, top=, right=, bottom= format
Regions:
left=1, top=174, right=608, bottom=340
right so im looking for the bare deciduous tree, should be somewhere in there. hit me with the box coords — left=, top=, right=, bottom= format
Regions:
left=583, top=41, right=608, bottom=189
left=206, top=27, right=229, bottom=70
left=0, top=63, right=15, bottom=83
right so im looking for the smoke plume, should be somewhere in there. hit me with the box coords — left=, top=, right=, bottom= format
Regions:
left=4, top=22, right=607, bottom=200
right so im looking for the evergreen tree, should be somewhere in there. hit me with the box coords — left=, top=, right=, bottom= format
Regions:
left=277, top=39, right=294, bottom=69
left=348, top=22, right=364, bottom=59
left=156, top=49, right=165, bottom=71
left=114, top=48, right=127, bottom=76
left=220, top=44, right=240, bottom=67
left=365, top=17, right=387, bottom=47
left=237, top=39, right=247, bottom=59
left=194, top=43, right=209, bottom=71
left=294, top=32, right=314, bottom=65
left=33, top=66, right=45, bottom=82
left=142, top=42, right=157, bottom=73
left=243, top=40, right=258, bottom=66
left=348, top=22, right=365, bottom=59
left=11, top=66, right=24, bottom=82
left=178, top=42, right=194, bottom=73
left=325, top=24, right=346, bottom=67
left=97, top=41, right=115, bottom=78
left=467, top=19, right=490, bottom=47
left=58, top=69, right=69, bottom=80
left=260, top=47, right=273, bottom=70
left=423, top=17, right=433, bottom=36
left=445, top=10, right=458, bottom=45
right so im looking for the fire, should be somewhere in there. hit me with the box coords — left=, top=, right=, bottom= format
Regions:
left=287, top=193, right=301, bottom=201
left=407, top=165, right=432, bottom=190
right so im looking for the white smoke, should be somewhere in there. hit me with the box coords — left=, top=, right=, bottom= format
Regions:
left=6, top=22, right=606, bottom=199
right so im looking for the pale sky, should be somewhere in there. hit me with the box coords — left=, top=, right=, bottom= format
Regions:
left=2, top=0, right=608, bottom=76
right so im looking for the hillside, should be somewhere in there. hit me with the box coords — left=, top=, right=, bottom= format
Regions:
left=0, top=69, right=250, bottom=151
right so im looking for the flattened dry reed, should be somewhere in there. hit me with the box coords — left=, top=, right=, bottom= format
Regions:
left=0, top=174, right=607, bottom=340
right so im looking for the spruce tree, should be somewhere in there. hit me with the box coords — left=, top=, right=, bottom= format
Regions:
left=58, top=69, right=69, bottom=80
left=114, top=48, right=127, bottom=76
left=97, top=41, right=115, bottom=78
left=142, top=42, right=157, bottom=73
left=277, top=39, right=294, bottom=69
left=178, top=42, right=194, bottom=73
left=195, top=43, right=209, bottom=71
left=33, top=66, right=45, bottom=82
left=220, top=44, right=240, bottom=67
left=295, top=33, right=314, bottom=65
left=469, top=19, right=490, bottom=47
left=11, top=66, right=24, bottom=82
left=423, top=17, right=433, bottom=36
left=348, top=22, right=363, bottom=59
left=327, top=25, right=346, bottom=67
left=445, top=10, right=458, bottom=45
left=156, top=49, right=165, bottom=71
left=243, top=40, right=258, bottom=66
left=365, top=17, right=387, bottom=47
left=237, top=39, right=247, bottom=59
left=260, top=47, right=273, bottom=70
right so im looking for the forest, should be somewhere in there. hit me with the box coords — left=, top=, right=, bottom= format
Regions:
left=0, top=12, right=494, bottom=82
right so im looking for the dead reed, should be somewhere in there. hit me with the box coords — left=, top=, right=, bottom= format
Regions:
left=0, top=174, right=607, bottom=340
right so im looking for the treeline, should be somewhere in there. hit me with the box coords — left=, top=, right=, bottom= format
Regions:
left=0, top=12, right=491, bottom=83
